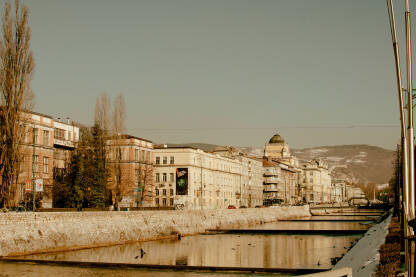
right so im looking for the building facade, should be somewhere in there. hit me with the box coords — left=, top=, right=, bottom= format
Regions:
left=153, top=146, right=262, bottom=209
left=106, top=134, right=154, bottom=208
left=17, top=111, right=54, bottom=208
left=263, top=133, right=302, bottom=205
left=53, top=119, right=79, bottom=177
left=301, top=159, right=332, bottom=204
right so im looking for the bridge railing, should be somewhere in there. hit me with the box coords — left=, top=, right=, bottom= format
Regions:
left=299, top=267, right=352, bottom=277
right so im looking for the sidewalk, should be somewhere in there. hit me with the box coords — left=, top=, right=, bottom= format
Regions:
left=333, top=213, right=392, bottom=276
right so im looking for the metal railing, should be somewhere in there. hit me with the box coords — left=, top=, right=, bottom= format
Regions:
left=298, top=267, right=352, bottom=277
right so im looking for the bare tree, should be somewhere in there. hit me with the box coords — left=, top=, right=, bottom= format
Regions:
left=94, top=92, right=110, bottom=132
left=0, top=0, right=34, bottom=208
left=112, top=93, right=125, bottom=209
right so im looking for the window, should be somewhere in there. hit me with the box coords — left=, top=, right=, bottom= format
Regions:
left=156, top=189, right=159, bottom=196
left=156, top=157, right=160, bottom=165
left=170, top=156, right=174, bottom=164
left=309, top=178, right=313, bottom=183
left=155, top=173, right=160, bottom=182
left=162, top=173, right=167, bottom=182
left=170, top=198, right=174, bottom=206
left=170, top=173, right=174, bottom=182
left=163, top=156, right=167, bottom=165
left=310, top=172, right=313, bottom=176
left=43, top=157, right=49, bottom=173
left=68, top=131, right=72, bottom=141
left=147, top=151, right=151, bottom=162
left=170, top=189, right=173, bottom=195
left=163, top=189, right=166, bottom=196
left=33, top=155, right=38, bottom=172
left=33, top=128, right=39, bottom=144
left=135, top=149, right=139, bottom=161
left=141, top=150, right=145, bottom=161
left=162, top=198, right=167, bottom=206
left=54, top=128, right=65, bottom=140
left=156, top=198, right=159, bottom=206
left=43, top=130, right=49, bottom=146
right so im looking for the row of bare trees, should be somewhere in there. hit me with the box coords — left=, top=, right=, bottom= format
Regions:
left=0, top=0, right=34, bottom=208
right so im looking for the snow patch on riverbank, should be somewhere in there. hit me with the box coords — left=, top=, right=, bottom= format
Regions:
left=334, top=213, right=391, bottom=276
left=0, top=206, right=310, bottom=257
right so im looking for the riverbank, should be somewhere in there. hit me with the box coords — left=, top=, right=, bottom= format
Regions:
left=333, top=212, right=392, bottom=276
left=0, top=205, right=310, bottom=257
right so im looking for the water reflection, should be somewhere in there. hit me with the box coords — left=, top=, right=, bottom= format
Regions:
left=23, top=234, right=360, bottom=269
left=303, top=216, right=378, bottom=221
left=253, top=221, right=369, bottom=230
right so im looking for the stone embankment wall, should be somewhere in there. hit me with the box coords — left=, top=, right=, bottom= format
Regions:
left=0, top=206, right=309, bottom=257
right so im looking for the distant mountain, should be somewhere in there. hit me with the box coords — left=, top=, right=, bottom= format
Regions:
left=292, top=145, right=395, bottom=184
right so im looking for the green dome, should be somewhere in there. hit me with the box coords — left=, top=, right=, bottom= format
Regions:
left=269, top=134, right=285, bottom=144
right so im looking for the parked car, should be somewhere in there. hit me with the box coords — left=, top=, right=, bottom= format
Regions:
left=255, top=205, right=265, bottom=208
left=239, top=205, right=247, bottom=209
left=227, top=205, right=237, bottom=209
left=15, top=206, right=26, bottom=212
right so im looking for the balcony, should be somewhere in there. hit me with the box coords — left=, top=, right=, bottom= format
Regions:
left=264, top=176, right=280, bottom=183
left=54, top=138, right=75, bottom=148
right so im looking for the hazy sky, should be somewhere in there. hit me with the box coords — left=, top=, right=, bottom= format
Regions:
left=6, top=0, right=410, bottom=149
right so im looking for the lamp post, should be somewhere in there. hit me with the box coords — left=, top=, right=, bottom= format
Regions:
left=31, top=123, right=36, bottom=212
left=199, top=153, right=203, bottom=210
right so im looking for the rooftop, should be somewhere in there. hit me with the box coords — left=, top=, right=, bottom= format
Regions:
left=268, top=133, right=285, bottom=144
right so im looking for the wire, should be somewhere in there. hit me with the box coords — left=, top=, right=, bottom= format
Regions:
left=126, top=125, right=399, bottom=131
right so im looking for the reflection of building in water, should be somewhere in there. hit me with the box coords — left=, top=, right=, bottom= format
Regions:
left=27, top=234, right=359, bottom=269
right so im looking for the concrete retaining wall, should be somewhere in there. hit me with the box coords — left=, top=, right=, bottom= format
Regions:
left=0, top=206, right=310, bottom=257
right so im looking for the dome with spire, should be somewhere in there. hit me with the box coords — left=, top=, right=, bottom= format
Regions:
left=268, top=134, right=285, bottom=144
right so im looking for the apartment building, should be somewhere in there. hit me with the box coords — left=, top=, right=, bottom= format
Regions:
left=263, top=133, right=302, bottom=205
left=262, top=158, right=299, bottom=206
left=53, top=119, right=79, bottom=176
left=17, top=111, right=54, bottom=208
left=301, top=159, right=332, bottom=204
left=263, top=159, right=282, bottom=205
left=212, top=147, right=263, bottom=207
left=106, top=134, right=154, bottom=208
left=153, top=146, right=258, bottom=209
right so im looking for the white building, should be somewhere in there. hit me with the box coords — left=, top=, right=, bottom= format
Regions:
left=153, top=146, right=263, bottom=209
left=301, top=159, right=332, bottom=204
left=53, top=119, right=79, bottom=172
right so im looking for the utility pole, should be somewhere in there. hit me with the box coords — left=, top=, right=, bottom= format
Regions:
left=200, top=153, right=203, bottom=210
left=32, top=125, right=36, bottom=212
left=405, top=0, right=415, bottom=223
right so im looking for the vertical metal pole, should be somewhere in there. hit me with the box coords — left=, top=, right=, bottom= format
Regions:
left=32, top=125, right=36, bottom=212
left=405, top=0, right=415, bottom=222
left=200, top=153, right=203, bottom=210
left=239, top=165, right=242, bottom=207
left=405, top=0, right=415, bottom=273
left=387, top=0, right=410, bottom=269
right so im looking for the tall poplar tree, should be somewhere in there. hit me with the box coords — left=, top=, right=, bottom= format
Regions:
left=0, top=0, right=34, bottom=207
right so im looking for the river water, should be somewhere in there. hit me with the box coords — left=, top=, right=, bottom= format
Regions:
left=0, top=218, right=371, bottom=276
